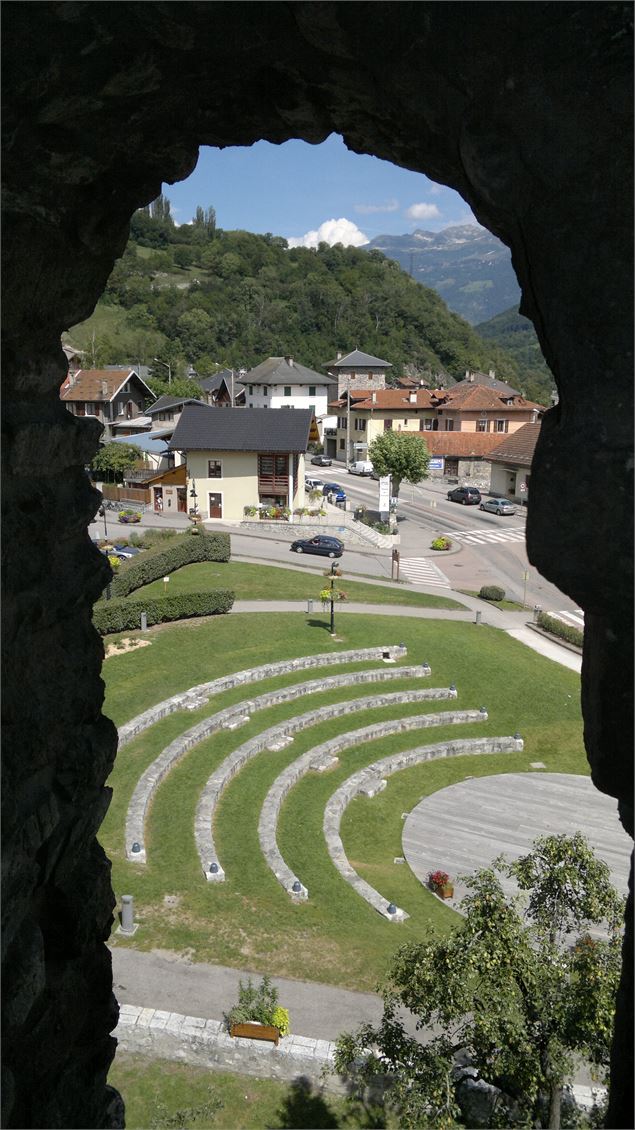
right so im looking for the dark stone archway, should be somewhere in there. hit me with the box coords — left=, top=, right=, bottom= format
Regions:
left=2, top=4, right=632, bottom=1126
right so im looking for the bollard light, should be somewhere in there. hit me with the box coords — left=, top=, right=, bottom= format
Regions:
left=475, top=610, right=482, bottom=625
left=291, top=880, right=302, bottom=893
left=121, top=894, right=135, bottom=935
left=480, top=706, right=487, bottom=714
left=514, top=731, right=522, bottom=740
left=209, top=862, right=219, bottom=874
left=387, top=903, right=397, bottom=915
left=131, top=842, right=141, bottom=854
left=449, top=683, right=456, bottom=692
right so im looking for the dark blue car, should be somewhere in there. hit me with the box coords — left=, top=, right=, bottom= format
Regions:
left=322, top=483, right=347, bottom=503
left=290, top=535, right=344, bottom=558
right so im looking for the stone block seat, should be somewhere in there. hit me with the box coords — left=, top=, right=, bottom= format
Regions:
left=258, top=704, right=495, bottom=909
left=322, top=734, right=524, bottom=920
left=118, top=645, right=409, bottom=748
left=194, top=688, right=448, bottom=882
left=125, top=664, right=429, bottom=862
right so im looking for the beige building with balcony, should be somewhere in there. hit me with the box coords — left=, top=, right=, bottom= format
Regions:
left=168, top=405, right=314, bottom=520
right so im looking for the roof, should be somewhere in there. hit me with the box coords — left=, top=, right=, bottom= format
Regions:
left=60, top=367, right=155, bottom=402
left=487, top=422, right=542, bottom=466
left=460, top=372, right=521, bottom=395
left=436, top=384, right=545, bottom=413
left=198, top=372, right=246, bottom=396
left=325, top=349, right=392, bottom=369
left=111, top=431, right=172, bottom=455
left=415, top=432, right=507, bottom=458
left=341, top=389, right=436, bottom=411
left=169, top=406, right=314, bottom=453
left=243, top=357, right=336, bottom=386
left=147, top=394, right=208, bottom=414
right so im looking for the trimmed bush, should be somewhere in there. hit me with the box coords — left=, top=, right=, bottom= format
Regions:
left=93, top=590, right=235, bottom=635
left=479, top=585, right=505, bottom=601
left=537, top=610, right=584, bottom=648
left=109, top=531, right=230, bottom=597
left=431, top=536, right=452, bottom=551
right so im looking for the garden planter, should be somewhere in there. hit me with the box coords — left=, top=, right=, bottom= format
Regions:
left=230, top=1021, right=280, bottom=1046
left=436, top=883, right=454, bottom=899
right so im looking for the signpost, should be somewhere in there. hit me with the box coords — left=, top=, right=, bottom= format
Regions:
left=378, top=475, right=391, bottom=521
left=522, top=569, right=529, bottom=609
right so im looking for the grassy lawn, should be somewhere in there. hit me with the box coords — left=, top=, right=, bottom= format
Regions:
left=109, top=1053, right=384, bottom=1129
left=458, top=588, right=526, bottom=612
left=101, top=613, right=585, bottom=990
left=128, top=559, right=465, bottom=610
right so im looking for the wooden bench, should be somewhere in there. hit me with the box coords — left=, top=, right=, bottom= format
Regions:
left=230, top=1022, right=279, bottom=1046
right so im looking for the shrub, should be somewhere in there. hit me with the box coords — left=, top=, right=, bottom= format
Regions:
left=243, top=505, right=258, bottom=517
left=479, top=584, right=505, bottom=601
left=224, top=975, right=279, bottom=1030
left=109, top=531, right=230, bottom=597
left=431, top=536, right=452, bottom=551
left=271, top=1006, right=291, bottom=1037
left=537, top=610, right=584, bottom=648
left=93, top=590, right=235, bottom=635
left=118, top=510, right=141, bottom=524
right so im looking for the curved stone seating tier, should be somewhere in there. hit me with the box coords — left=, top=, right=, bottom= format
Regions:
left=196, top=688, right=456, bottom=882
left=323, top=734, right=523, bottom=922
left=259, top=707, right=486, bottom=904
left=125, top=664, right=429, bottom=861
left=118, top=645, right=408, bottom=748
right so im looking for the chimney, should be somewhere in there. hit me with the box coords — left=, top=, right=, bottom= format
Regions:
left=409, top=392, right=417, bottom=404
left=488, top=369, right=495, bottom=378
left=336, top=351, right=342, bottom=360
left=284, top=356, right=294, bottom=367
left=101, top=380, right=109, bottom=397
left=465, top=369, right=470, bottom=380
left=371, top=391, right=376, bottom=404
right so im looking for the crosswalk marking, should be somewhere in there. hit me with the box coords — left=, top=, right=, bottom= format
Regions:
left=399, top=557, right=451, bottom=589
left=550, top=609, right=585, bottom=629
left=443, top=528, right=526, bottom=545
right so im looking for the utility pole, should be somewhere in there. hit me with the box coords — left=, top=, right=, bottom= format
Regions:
left=230, top=368, right=234, bottom=407
left=329, top=560, right=337, bottom=634
left=346, top=375, right=351, bottom=466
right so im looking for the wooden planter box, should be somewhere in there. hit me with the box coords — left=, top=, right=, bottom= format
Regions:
left=230, top=1021, right=279, bottom=1046
left=435, top=883, right=454, bottom=899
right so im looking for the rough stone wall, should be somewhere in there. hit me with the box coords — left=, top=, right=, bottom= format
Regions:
left=2, top=3, right=632, bottom=1126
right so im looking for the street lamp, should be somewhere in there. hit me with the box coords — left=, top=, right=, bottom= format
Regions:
left=189, top=479, right=198, bottom=517
left=98, top=504, right=108, bottom=539
left=153, top=357, right=172, bottom=386
left=329, top=560, right=339, bottom=634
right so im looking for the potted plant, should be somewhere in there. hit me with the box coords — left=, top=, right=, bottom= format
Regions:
left=428, top=869, right=454, bottom=899
left=225, top=975, right=290, bottom=1044
left=431, top=536, right=452, bottom=551
left=244, top=505, right=258, bottom=517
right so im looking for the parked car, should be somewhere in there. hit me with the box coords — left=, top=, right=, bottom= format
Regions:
left=112, top=544, right=143, bottom=557
left=348, top=460, right=374, bottom=476
left=322, top=483, right=347, bottom=502
left=305, top=477, right=325, bottom=491
left=310, top=454, right=332, bottom=467
left=479, top=497, right=517, bottom=516
left=290, top=535, right=344, bottom=558
left=447, top=486, right=482, bottom=505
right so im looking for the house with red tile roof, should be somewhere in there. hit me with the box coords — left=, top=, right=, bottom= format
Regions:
left=486, top=420, right=542, bottom=501
left=60, top=367, right=156, bottom=439
left=327, top=387, right=437, bottom=462
left=430, top=382, right=544, bottom=437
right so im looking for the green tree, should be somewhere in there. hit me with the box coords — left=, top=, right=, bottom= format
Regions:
left=91, top=443, right=141, bottom=482
left=368, top=430, right=430, bottom=498
left=335, top=834, right=624, bottom=1129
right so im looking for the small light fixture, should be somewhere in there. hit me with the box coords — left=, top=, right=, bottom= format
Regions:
left=387, top=903, right=397, bottom=915
left=131, top=842, right=141, bottom=854
left=480, top=706, right=487, bottom=714
left=291, top=880, right=302, bottom=893
left=514, top=731, right=522, bottom=740
left=209, top=862, right=219, bottom=874
left=449, top=683, right=456, bottom=692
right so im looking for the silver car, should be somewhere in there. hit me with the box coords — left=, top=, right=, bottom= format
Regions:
left=479, top=497, right=517, bottom=516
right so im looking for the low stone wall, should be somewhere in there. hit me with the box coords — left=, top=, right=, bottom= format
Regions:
left=125, top=664, right=428, bottom=861
left=324, top=733, right=527, bottom=921
left=195, top=686, right=438, bottom=881
left=118, top=645, right=408, bottom=747
left=241, top=512, right=396, bottom=549
left=114, top=1004, right=343, bottom=1093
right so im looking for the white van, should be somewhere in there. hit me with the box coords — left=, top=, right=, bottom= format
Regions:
left=348, top=460, right=374, bottom=476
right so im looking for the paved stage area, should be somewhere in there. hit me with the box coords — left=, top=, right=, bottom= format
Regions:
left=402, top=773, right=631, bottom=912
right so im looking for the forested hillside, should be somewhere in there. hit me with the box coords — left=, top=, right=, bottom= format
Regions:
left=70, top=198, right=547, bottom=397
left=475, top=306, right=555, bottom=403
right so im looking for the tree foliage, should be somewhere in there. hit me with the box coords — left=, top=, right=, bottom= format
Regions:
left=368, top=431, right=430, bottom=498
left=91, top=442, right=141, bottom=479
left=71, top=198, right=543, bottom=389
left=334, top=834, right=624, bottom=1129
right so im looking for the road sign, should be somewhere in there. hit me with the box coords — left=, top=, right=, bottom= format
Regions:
left=519, top=482, right=527, bottom=492
left=378, top=475, right=391, bottom=512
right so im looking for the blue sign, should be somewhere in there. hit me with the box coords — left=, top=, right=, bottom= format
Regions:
left=429, top=457, right=444, bottom=470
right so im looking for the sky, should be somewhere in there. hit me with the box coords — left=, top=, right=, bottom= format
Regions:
left=162, top=133, right=476, bottom=246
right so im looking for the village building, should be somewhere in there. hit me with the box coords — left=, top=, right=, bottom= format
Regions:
left=169, top=405, right=315, bottom=521
left=486, top=420, right=541, bottom=502
left=59, top=367, right=155, bottom=439
left=323, top=349, right=392, bottom=395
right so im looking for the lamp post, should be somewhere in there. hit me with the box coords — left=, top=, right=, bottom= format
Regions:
left=189, top=479, right=198, bottom=518
left=153, top=357, right=172, bottom=386
left=329, top=560, right=338, bottom=634
left=98, top=504, right=108, bottom=539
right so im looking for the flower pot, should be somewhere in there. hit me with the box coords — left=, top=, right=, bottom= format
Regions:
left=437, top=883, right=454, bottom=899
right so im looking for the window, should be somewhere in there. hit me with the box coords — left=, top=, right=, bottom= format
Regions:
left=494, top=419, right=509, bottom=433
left=444, top=419, right=454, bottom=431
left=476, top=419, right=490, bottom=432
left=249, top=402, right=253, bottom=407
left=308, top=385, right=316, bottom=397
left=419, top=418, right=433, bottom=431
left=384, top=419, right=393, bottom=430
left=308, top=404, right=316, bottom=415
left=249, top=386, right=253, bottom=395
left=284, top=386, right=292, bottom=396
left=339, top=438, right=345, bottom=449
left=403, top=419, right=409, bottom=426
left=354, top=418, right=366, bottom=431
left=208, top=460, right=222, bottom=478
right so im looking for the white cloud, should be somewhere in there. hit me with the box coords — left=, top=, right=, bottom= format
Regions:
left=353, top=198, right=399, bottom=215
left=287, top=218, right=369, bottom=249
left=428, top=184, right=443, bottom=196
left=405, top=202, right=442, bottom=221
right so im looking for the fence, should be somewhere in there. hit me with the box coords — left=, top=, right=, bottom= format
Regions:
left=101, top=484, right=151, bottom=506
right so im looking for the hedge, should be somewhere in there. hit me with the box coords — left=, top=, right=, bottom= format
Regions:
left=537, top=610, right=584, bottom=649
left=93, top=590, right=235, bottom=635
left=109, top=531, right=230, bottom=598
left=479, top=585, right=505, bottom=602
